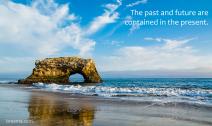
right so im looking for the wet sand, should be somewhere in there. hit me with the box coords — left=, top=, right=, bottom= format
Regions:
left=0, top=84, right=212, bottom=126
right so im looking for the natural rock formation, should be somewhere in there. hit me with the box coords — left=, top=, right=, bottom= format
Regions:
left=18, top=57, right=102, bottom=84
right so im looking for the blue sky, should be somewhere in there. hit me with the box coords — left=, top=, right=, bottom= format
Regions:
left=0, top=0, right=212, bottom=77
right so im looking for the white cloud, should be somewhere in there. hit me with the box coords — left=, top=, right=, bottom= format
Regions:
left=144, top=37, right=162, bottom=42
left=144, top=37, right=195, bottom=49
left=129, top=23, right=140, bottom=34
left=99, top=38, right=212, bottom=71
left=111, top=40, right=123, bottom=46
left=125, top=0, right=148, bottom=33
left=126, top=0, right=148, bottom=7
left=0, top=0, right=125, bottom=73
left=85, top=0, right=122, bottom=35
left=104, top=40, right=123, bottom=46
left=124, top=16, right=140, bottom=34
left=162, top=38, right=193, bottom=49
left=0, top=0, right=95, bottom=57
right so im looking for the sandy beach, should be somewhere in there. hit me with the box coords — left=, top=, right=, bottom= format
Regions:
left=0, top=84, right=211, bottom=126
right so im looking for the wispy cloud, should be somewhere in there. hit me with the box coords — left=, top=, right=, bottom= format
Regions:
left=162, top=38, right=194, bottom=49
left=124, top=16, right=141, bottom=34
left=99, top=38, right=212, bottom=71
left=102, top=40, right=123, bottom=47
left=85, top=0, right=122, bottom=35
left=144, top=37, right=195, bottom=49
left=0, top=0, right=124, bottom=73
left=0, top=0, right=95, bottom=57
left=144, top=37, right=162, bottom=42
left=126, top=0, right=148, bottom=7
left=125, top=0, right=148, bottom=33
left=129, top=23, right=140, bottom=34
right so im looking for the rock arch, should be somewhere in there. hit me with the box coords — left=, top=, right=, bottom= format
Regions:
left=18, top=57, right=102, bottom=84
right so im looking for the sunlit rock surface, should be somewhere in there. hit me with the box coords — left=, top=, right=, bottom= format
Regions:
left=18, top=57, right=102, bottom=84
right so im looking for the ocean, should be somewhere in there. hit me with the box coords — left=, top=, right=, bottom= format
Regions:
left=1, top=78, right=212, bottom=106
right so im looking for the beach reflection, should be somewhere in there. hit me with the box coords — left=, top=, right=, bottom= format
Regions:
left=28, top=93, right=95, bottom=126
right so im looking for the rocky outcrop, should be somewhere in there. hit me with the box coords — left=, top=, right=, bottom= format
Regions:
left=18, top=57, right=102, bottom=84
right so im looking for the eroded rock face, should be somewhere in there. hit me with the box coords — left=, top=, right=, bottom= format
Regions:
left=18, top=57, right=102, bottom=84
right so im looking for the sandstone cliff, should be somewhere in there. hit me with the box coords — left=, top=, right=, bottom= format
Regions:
left=18, top=57, right=102, bottom=84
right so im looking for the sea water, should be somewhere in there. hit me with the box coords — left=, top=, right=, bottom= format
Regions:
left=1, top=78, right=212, bottom=106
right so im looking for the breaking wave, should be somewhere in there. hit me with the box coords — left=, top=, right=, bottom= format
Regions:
left=31, top=83, right=212, bottom=105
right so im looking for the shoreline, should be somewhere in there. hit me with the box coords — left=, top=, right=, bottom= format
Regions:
left=0, top=84, right=212, bottom=126
left=3, top=83, right=212, bottom=107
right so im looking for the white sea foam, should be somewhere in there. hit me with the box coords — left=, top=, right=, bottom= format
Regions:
left=32, top=83, right=212, bottom=98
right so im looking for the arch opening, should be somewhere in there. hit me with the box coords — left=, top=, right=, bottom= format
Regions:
left=69, top=73, right=85, bottom=83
